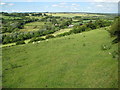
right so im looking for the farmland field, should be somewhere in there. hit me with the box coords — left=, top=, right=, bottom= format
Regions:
left=46, top=13, right=105, bottom=17
left=20, top=21, right=45, bottom=32
left=53, top=28, right=72, bottom=36
left=2, top=28, right=118, bottom=88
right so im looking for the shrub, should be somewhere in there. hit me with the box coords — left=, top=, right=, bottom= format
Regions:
left=109, top=17, right=120, bottom=43
left=16, top=41, right=25, bottom=45
left=29, top=37, right=46, bottom=43
left=45, top=34, right=55, bottom=39
left=109, top=17, right=120, bottom=36
left=56, top=32, right=71, bottom=37
left=86, top=23, right=96, bottom=29
left=112, top=51, right=119, bottom=59
left=101, top=44, right=111, bottom=50
left=70, top=25, right=87, bottom=34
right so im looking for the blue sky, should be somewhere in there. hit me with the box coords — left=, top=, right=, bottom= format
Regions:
left=1, top=2, right=118, bottom=13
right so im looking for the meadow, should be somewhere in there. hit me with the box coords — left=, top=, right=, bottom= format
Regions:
left=1, top=12, right=118, bottom=88
left=2, top=28, right=118, bottom=88
left=19, top=21, right=45, bottom=32
left=46, top=13, right=105, bottom=17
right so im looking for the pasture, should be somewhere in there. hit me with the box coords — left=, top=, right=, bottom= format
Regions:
left=46, top=13, right=105, bottom=17
left=53, top=28, right=72, bottom=36
left=2, top=28, right=118, bottom=88
left=19, top=21, right=45, bottom=32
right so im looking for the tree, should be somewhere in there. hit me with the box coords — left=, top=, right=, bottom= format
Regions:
left=109, top=17, right=120, bottom=36
left=109, top=17, right=120, bottom=43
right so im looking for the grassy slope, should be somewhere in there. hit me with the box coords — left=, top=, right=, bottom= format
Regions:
left=2, top=28, right=118, bottom=88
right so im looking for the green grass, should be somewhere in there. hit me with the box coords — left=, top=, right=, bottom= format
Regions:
left=2, top=16, right=22, bottom=20
left=53, top=28, right=72, bottom=36
left=26, top=16, right=43, bottom=19
left=2, top=28, right=118, bottom=88
left=20, top=21, right=45, bottom=32
left=46, top=13, right=105, bottom=17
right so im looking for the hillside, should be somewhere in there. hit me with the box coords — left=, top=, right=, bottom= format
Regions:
left=2, top=28, right=118, bottom=88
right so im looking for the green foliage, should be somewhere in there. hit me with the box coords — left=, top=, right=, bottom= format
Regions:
left=70, top=25, right=87, bottom=34
left=2, top=12, right=114, bottom=45
left=74, top=16, right=81, bottom=19
left=45, top=34, right=55, bottom=39
left=109, top=17, right=120, bottom=36
left=109, top=17, right=120, bottom=43
left=101, top=44, right=111, bottom=50
left=112, top=51, right=119, bottom=59
left=29, top=37, right=46, bottom=43
left=86, top=23, right=97, bottom=29
left=16, top=41, right=25, bottom=45
left=56, top=32, right=71, bottom=37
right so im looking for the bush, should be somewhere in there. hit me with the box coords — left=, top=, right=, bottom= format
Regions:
left=29, top=37, right=46, bottom=43
left=70, top=25, right=87, bottom=34
left=109, top=17, right=120, bottom=36
left=56, top=32, right=71, bottom=37
left=101, top=44, right=111, bottom=50
left=112, top=51, right=119, bottom=59
left=45, top=34, right=55, bottom=39
left=16, top=41, right=25, bottom=45
left=109, top=17, right=120, bottom=43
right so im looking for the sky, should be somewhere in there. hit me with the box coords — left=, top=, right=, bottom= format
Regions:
left=0, top=0, right=119, bottom=13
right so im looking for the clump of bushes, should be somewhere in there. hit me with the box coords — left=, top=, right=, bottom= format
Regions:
left=101, top=44, right=111, bottom=50
left=29, top=37, right=46, bottom=43
left=83, top=43, right=86, bottom=46
left=70, top=25, right=87, bottom=34
left=109, top=17, right=120, bottom=37
left=112, top=51, right=119, bottom=59
left=56, top=32, right=71, bottom=37
left=16, top=41, right=25, bottom=45
left=45, top=34, right=55, bottom=39
left=109, top=17, right=120, bottom=44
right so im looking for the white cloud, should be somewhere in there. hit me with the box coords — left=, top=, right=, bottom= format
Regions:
left=72, top=4, right=80, bottom=7
left=26, top=0, right=34, bottom=2
left=52, top=4, right=58, bottom=7
left=96, top=4, right=103, bottom=7
left=71, top=7, right=80, bottom=11
left=0, top=2, right=7, bottom=5
left=93, top=0, right=104, bottom=2
left=51, top=3, right=80, bottom=11
left=8, top=3, right=14, bottom=6
left=2, top=0, right=119, bottom=2
left=51, top=3, right=67, bottom=8
left=93, top=0, right=119, bottom=2
left=59, top=2, right=67, bottom=5
left=0, top=2, right=14, bottom=6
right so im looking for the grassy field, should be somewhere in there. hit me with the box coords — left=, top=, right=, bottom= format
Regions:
left=20, top=21, right=45, bottom=32
left=2, top=16, right=22, bottom=20
left=53, top=28, right=72, bottom=36
left=2, top=28, right=118, bottom=88
left=46, top=13, right=105, bottom=17
left=26, top=16, right=43, bottom=19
